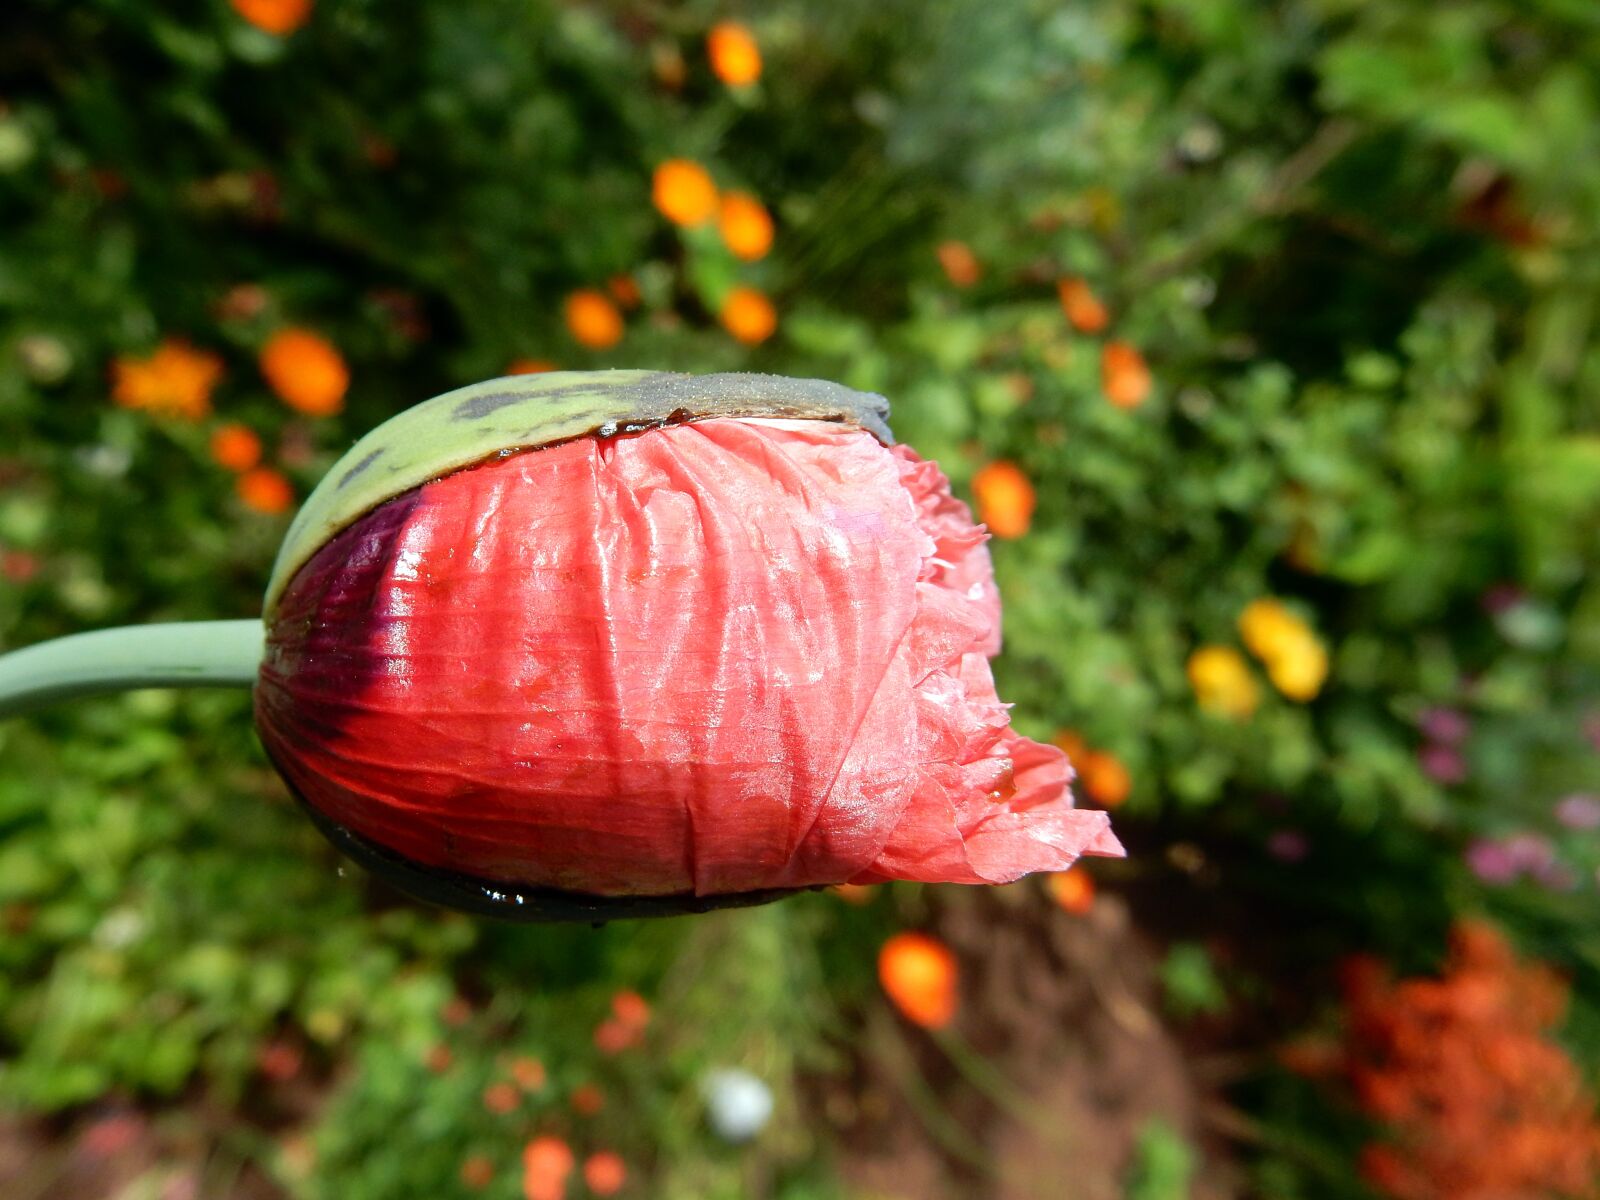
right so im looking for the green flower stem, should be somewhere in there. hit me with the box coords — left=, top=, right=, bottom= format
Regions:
left=0, top=620, right=263, bottom=719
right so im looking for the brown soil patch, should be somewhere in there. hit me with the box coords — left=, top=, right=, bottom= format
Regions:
left=819, top=884, right=1241, bottom=1200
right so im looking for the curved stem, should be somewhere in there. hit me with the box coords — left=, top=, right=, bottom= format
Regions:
left=0, top=620, right=263, bottom=719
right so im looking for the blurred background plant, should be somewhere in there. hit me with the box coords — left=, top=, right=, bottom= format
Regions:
left=0, top=0, right=1597, bottom=1197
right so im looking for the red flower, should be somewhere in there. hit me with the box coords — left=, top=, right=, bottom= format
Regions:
left=254, top=376, right=1120, bottom=902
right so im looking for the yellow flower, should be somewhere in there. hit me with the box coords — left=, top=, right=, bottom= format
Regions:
left=1239, top=598, right=1299, bottom=661
left=1239, top=598, right=1328, bottom=701
left=1187, top=646, right=1259, bottom=719
left=1266, top=637, right=1328, bottom=702
left=111, top=339, right=224, bottom=421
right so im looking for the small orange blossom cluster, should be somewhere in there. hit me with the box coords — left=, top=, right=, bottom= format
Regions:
left=570, top=26, right=773, bottom=353
left=1325, top=922, right=1600, bottom=1200
left=931, top=254, right=1151, bottom=406
left=109, top=335, right=305, bottom=515
left=112, top=339, right=224, bottom=422
left=651, top=160, right=775, bottom=260
left=1057, top=275, right=1151, bottom=408
left=506, top=1136, right=626, bottom=1200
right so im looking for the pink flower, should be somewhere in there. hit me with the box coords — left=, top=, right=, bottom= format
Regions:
left=1419, top=743, right=1467, bottom=785
left=1555, top=794, right=1600, bottom=831
left=1465, top=839, right=1519, bottom=885
left=1419, top=707, right=1469, bottom=746
left=1502, top=832, right=1555, bottom=874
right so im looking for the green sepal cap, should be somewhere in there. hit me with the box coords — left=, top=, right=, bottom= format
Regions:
left=263, top=370, right=892, bottom=619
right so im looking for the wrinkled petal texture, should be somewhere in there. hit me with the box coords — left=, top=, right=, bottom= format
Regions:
left=256, top=417, right=1121, bottom=895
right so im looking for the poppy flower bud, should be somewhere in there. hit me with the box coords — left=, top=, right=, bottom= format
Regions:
left=249, top=371, right=1122, bottom=917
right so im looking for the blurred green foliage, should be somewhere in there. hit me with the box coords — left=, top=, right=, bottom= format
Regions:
left=1, top=0, right=1598, bottom=1197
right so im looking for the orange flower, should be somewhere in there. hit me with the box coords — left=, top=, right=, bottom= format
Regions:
left=1101, top=341, right=1152, bottom=409
left=522, top=1136, right=575, bottom=1200
left=936, top=241, right=982, bottom=288
left=720, top=286, right=777, bottom=345
left=971, top=461, right=1035, bottom=539
left=583, top=1153, right=626, bottom=1197
left=260, top=328, right=348, bottom=417
left=1187, top=646, right=1259, bottom=719
left=612, top=990, right=651, bottom=1031
left=571, top=1083, right=604, bottom=1115
left=510, top=1056, right=546, bottom=1091
left=230, top=0, right=312, bottom=37
left=832, top=883, right=877, bottom=905
left=1332, top=922, right=1600, bottom=1200
left=593, top=1019, right=634, bottom=1055
left=424, top=1043, right=453, bottom=1073
left=483, top=1081, right=520, bottom=1115
left=1079, top=751, right=1131, bottom=808
left=707, top=22, right=762, bottom=87
left=1051, top=729, right=1088, bottom=767
left=460, top=1155, right=495, bottom=1190
left=564, top=290, right=625, bottom=350
left=652, top=159, right=718, bottom=227
left=719, top=192, right=774, bottom=261
left=111, top=339, right=224, bottom=421
left=1058, top=278, right=1110, bottom=333
left=209, top=423, right=263, bottom=472
left=879, top=932, right=958, bottom=1030
left=1047, top=868, right=1095, bottom=915
left=652, top=43, right=687, bottom=91
left=563, top=289, right=624, bottom=350
left=237, top=467, right=294, bottom=515
left=607, top=274, right=642, bottom=309
left=506, top=358, right=557, bottom=375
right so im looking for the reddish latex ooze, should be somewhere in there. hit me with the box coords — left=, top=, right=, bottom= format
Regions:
left=256, top=418, right=1121, bottom=896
